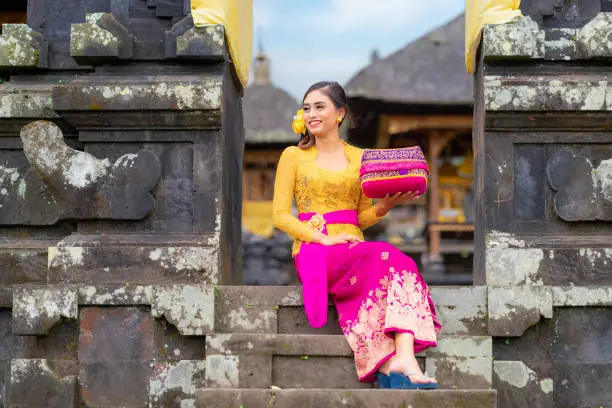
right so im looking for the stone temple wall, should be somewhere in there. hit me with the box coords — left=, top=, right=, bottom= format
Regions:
left=473, top=1, right=612, bottom=406
left=0, top=0, right=245, bottom=405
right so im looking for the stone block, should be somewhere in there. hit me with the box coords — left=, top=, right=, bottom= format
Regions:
left=483, top=16, right=544, bottom=59
left=430, top=287, right=488, bottom=335
left=484, top=75, right=611, bottom=111
left=215, top=304, right=277, bottom=334
left=79, top=361, right=152, bottom=407
left=493, top=361, right=553, bottom=408
left=553, top=307, right=612, bottom=363
left=272, top=356, right=369, bottom=389
left=488, top=286, right=552, bottom=337
left=78, top=285, right=152, bottom=306
left=49, top=237, right=220, bottom=285
left=554, top=362, right=612, bottom=408
left=423, top=336, right=493, bottom=389
left=277, top=306, right=341, bottom=335
left=195, top=389, right=499, bottom=408
left=553, top=286, right=612, bottom=306
left=78, top=307, right=154, bottom=362
left=149, top=360, right=206, bottom=408
left=52, top=76, right=222, bottom=112
left=486, top=248, right=545, bottom=286
left=153, top=317, right=206, bottom=361
left=547, top=150, right=612, bottom=222
left=538, top=249, right=612, bottom=286
left=12, top=286, right=77, bottom=335
left=577, top=12, right=612, bottom=58
left=165, top=16, right=226, bottom=60
left=18, top=120, right=162, bottom=222
left=0, top=84, right=57, bottom=119
left=0, top=246, right=48, bottom=286
left=204, top=354, right=240, bottom=388
left=70, top=13, right=133, bottom=65
left=8, top=359, right=77, bottom=408
left=151, top=285, right=214, bottom=335
left=0, top=24, right=48, bottom=69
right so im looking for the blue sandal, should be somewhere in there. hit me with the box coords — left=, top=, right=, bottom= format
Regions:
left=376, top=373, right=391, bottom=389
left=389, top=372, right=438, bottom=389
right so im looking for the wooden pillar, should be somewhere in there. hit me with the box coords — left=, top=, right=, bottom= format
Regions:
left=375, top=115, right=391, bottom=148
left=427, top=130, right=456, bottom=263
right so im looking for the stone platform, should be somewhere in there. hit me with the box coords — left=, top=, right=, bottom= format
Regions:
left=195, top=389, right=498, bottom=408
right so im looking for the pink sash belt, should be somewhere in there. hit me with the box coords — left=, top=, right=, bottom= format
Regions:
left=295, top=209, right=359, bottom=328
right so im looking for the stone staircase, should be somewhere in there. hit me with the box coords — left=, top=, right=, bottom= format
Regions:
left=196, top=285, right=497, bottom=407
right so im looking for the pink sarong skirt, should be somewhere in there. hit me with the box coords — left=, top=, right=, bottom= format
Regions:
left=295, top=210, right=441, bottom=383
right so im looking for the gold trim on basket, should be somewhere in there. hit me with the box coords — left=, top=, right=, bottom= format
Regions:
left=306, top=213, right=326, bottom=232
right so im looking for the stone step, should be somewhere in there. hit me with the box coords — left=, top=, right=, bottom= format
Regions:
left=215, top=285, right=488, bottom=337
left=195, top=388, right=498, bottom=408
left=204, top=333, right=492, bottom=390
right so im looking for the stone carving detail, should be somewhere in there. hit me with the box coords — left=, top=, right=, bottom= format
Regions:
left=0, top=120, right=162, bottom=224
left=488, top=286, right=553, bottom=337
left=70, top=13, right=134, bottom=64
left=12, top=286, right=78, bottom=335
left=546, top=149, right=612, bottom=222
left=483, top=13, right=612, bottom=61
left=0, top=24, right=48, bottom=69
left=165, top=15, right=226, bottom=59
left=151, top=285, right=215, bottom=336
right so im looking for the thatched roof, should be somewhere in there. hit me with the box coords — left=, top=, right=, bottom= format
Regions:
left=243, top=52, right=299, bottom=144
left=346, top=14, right=472, bottom=106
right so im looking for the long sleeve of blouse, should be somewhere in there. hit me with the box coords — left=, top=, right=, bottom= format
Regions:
left=272, top=147, right=316, bottom=242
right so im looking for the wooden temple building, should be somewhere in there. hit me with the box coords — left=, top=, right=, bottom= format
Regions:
left=345, top=14, right=474, bottom=282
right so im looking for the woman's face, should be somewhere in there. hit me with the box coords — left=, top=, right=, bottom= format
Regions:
left=302, top=89, right=344, bottom=137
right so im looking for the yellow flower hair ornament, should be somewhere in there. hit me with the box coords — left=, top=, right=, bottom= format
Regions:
left=292, top=109, right=306, bottom=135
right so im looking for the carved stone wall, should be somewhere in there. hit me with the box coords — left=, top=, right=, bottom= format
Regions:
left=474, top=1, right=612, bottom=407
left=0, top=0, right=244, bottom=406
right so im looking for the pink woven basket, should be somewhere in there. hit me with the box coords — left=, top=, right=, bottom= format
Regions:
left=359, top=147, right=429, bottom=199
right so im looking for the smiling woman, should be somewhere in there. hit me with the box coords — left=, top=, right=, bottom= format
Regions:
left=272, top=81, right=442, bottom=389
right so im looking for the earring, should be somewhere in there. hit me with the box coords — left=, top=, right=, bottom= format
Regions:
left=336, top=117, right=342, bottom=123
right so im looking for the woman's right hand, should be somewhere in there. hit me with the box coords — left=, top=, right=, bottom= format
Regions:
left=319, top=233, right=363, bottom=246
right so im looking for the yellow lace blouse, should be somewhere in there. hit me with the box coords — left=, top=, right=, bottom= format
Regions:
left=272, top=141, right=383, bottom=256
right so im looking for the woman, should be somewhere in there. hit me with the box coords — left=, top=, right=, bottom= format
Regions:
left=272, top=81, right=441, bottom=389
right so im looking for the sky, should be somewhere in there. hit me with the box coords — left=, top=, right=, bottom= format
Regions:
left=250, top=0, right=465, bottom=99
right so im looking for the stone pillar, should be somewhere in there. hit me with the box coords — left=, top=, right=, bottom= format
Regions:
left=0, top=0, right=244, bottom=406
left=474, top=1, right=612, bottom=407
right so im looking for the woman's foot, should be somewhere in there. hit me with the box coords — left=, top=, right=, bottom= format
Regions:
left=379, top=355, right=437, bottom=384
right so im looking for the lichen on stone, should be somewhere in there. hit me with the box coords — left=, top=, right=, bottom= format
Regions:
left=483, top=16, right=544, bottom=59
left=12, top=286, right=78, bottom=335
left=70, top=14, right=119, bottom=57
left=152, top=285, right=215, bottom=335
left=0, top=24, right=43, bottom=67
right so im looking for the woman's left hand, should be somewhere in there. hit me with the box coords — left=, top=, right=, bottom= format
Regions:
left=376, top=191, right=420, bottom=216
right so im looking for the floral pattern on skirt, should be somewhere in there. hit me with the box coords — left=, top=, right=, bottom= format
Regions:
left=326, top=242, right=440, bottom=382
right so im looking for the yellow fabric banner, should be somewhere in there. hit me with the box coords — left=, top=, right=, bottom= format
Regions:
left=242, top=200, right=275, bottom=238
left=191, top=0, right=253, bottom=87
left=465, top=0, right=522, bottom=73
